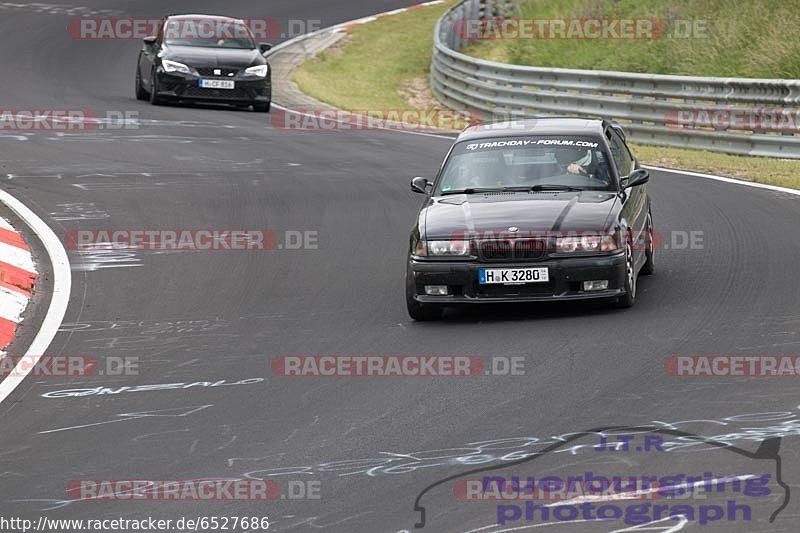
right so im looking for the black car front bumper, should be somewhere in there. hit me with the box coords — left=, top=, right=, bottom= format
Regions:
left=407, top=253, right=627, bottom=304
left=154, top=71, right=271, bottom=105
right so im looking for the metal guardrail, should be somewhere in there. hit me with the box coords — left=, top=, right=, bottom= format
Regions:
left=431, top=0, right=800, bottom=158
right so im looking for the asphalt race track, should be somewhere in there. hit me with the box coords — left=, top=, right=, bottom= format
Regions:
left=1, top=1, right=800, bottom=532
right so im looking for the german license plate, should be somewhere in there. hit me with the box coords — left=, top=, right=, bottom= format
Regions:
left=199, top=79, right=235, bottom=89
left=479, top=267, right=549, bottom=284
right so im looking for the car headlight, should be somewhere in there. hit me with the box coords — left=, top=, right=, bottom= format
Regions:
left=243, top=64, right=269, bottom=77
left=556, top=233, right=621, bottom=253
left=161, top=59, right=194, bottom=75
left=415, top=240, right=471, bottom=257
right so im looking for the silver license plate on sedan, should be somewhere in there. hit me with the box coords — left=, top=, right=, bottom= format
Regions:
left=479, top=267, right=549, bottom=284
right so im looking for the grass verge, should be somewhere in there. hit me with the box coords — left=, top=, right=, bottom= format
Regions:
left=464, top=0, right=800, bottom=78
left=293, top=1, right=800, bottom=190
left=294, top=1, right=454, bottom=111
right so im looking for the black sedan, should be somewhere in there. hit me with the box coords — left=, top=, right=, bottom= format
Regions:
left=405, top=118, right=654, bottom=320
left=135, top=14, right=272, bottom=111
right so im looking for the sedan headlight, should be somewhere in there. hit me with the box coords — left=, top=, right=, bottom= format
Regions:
left=415, top=240, right=471, bottom=257
left=556, top=233, right=621, bottom=253
left=243, top=64, right=269, bottom=78
left=161, top=59, right=194, bottom=75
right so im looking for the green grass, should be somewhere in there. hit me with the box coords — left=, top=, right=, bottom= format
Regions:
left=293, top=0, right=800, bottom=189
left=630, top=144, right=800, bottom=189
left=464, top=0, right=800, bottom=77
left=294, top=1, right=455, bottom=110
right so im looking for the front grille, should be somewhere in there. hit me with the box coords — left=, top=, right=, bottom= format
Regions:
left=182, top=86, right=249, bottom=99
left=196, top=67, right=239, bottom=77
left=475, top=283, right=553, bottom=298
left=479, top=239, right=547, bottom=261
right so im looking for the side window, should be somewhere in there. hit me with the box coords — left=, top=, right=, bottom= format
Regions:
left=606, top=129, right=633, bottom=177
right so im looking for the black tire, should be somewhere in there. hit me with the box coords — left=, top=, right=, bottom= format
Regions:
left=253, top=101, right=271, bottom=113
left=641, top=211, right=655, bottom=276
left=135, top=66, right=148, bottom=101
left=405, top=271, right=443, bottom=321
left=407, top=296, right=444, bottom=321
left=616, top=241, right=637, bottom=308
left=149, top=69, right=163, bottom=105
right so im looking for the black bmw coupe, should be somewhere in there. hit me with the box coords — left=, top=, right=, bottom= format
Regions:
left=406, top=118, right=655, bottom=320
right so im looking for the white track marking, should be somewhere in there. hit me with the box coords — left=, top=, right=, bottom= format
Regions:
left=0, top=190, right=71, bottom=405
left=643, top=165, right=800, bottom=197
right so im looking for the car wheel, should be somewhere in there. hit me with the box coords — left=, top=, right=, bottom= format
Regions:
left=407, top=297, right=443, bottom=321
left=616, top=241, right=637, bottom=308
left=641, top=211, right=655, bottom=275
left=253, top=101, right=271, bottom=113
left=135, top=66, right=148, bottom=101
left=149, top=69, right=162, bottom=105
left=405, top=272, right=443, bottom=321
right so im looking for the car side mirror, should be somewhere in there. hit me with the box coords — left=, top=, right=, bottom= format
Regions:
left=411, top=177, right=432, bottom=194
left=259, top=42, right=274, bottom=54
left=143, top=36, right=157, bottom=46
left=623, top=168, right=649, bottom=189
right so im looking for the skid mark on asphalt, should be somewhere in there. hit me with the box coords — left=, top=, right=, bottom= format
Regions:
left=49, top=202, right=109, bottom=221
left=270, top=511, right=374, bottom=531
left=38, top=404, right=213, bottom=435
left=232, top=408, right=800, bottom=480
left=59, top=318, right=230, bottom=334
left=0, top=2, right=118, bottom=16
left=460, top=515, right=689, bottom=533
left=46, top=132, right=252, bottom=144
left=70, top=242, right=142, bottom=271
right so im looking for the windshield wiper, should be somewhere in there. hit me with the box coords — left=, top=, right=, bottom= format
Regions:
left=440, top=185, right=584, bottom=195
left=440, top=187, right=502, bottom=195
left=440, top=186, right=539, bottom=195
left=529, top=184, right=584, bottom=191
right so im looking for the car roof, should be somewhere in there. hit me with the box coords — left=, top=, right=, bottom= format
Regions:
left=166, top=14, right=245, bottom=23
left=456, top=117, right=608, bottom=142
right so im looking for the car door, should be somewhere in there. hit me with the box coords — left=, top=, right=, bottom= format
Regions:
left=606, top=127, right=647, bottom=267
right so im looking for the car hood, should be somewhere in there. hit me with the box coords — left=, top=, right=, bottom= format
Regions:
left=162, top=45, right=263, bottom=67
left=422, top=191, right=619, bottom=239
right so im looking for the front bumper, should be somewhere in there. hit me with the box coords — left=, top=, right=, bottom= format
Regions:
left=155, top=71, right=271, bottom=104
left=407, top=253, right=627, bottom=304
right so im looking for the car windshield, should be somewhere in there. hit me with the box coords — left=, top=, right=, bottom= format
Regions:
left=436, top=136, right=615, bottom=194
left=163, top=20, right=256, bottom=49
